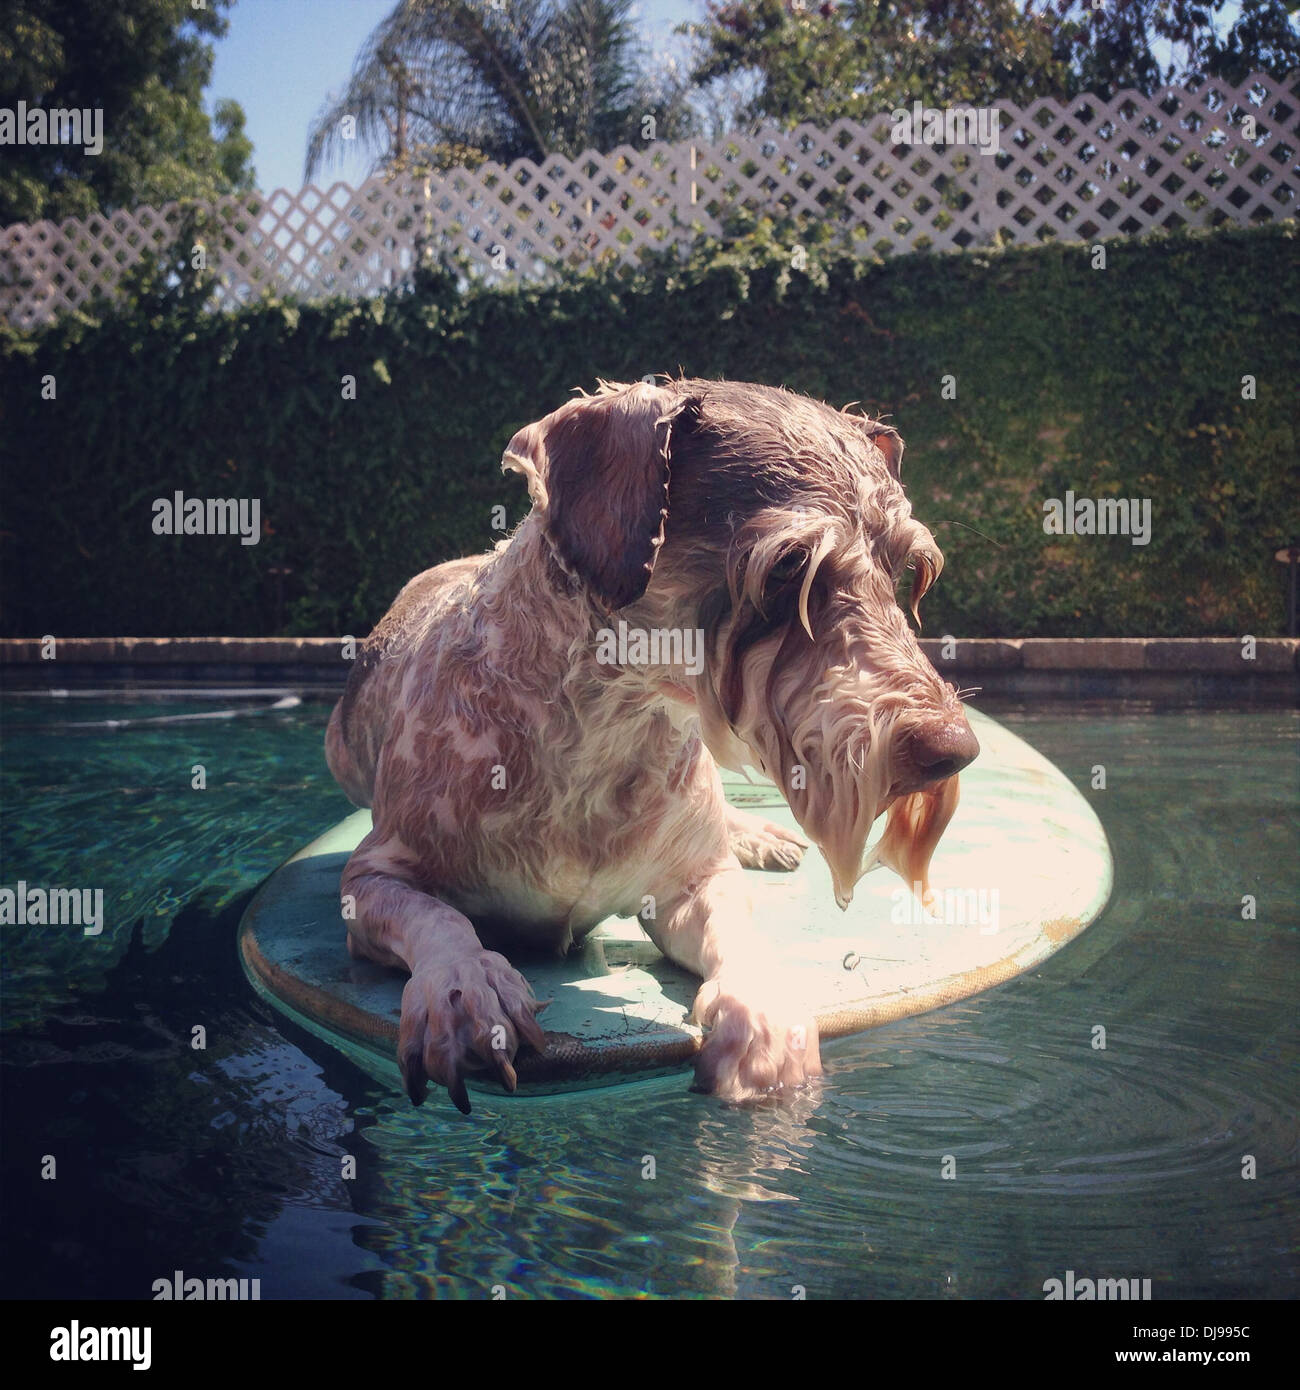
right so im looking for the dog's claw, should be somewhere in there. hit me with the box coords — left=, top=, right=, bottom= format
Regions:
left=402, top=1058, right=428, bottom=1107
left=398, top=950, right=541, bottom=1115
left=448, top=1073, right=472, bottom=1115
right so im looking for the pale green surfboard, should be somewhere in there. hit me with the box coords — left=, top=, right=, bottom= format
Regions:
left=238, top=707, right=1111, bottom=1096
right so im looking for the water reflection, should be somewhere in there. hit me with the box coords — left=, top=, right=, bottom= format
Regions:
left=1, top=694, right=1295, bottom=1299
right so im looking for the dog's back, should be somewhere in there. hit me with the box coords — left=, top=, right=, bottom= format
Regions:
left=326, top=554, right=489, bottom=806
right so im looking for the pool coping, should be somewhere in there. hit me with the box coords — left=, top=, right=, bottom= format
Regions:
left=1, top=637, right=1297, bottom=699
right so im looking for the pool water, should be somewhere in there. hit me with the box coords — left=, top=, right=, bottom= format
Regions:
left=1, top=692, right=1296, bottom=1299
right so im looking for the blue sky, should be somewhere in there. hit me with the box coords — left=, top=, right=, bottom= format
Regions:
left=209, top=0, right=700, bottom=194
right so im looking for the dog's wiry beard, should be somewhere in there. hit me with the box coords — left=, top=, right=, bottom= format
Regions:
left=861, top=774, right=962, bottom=909
left=721, top=637, right=903, bottom=908
left=694, top=543, right=960, bottom=909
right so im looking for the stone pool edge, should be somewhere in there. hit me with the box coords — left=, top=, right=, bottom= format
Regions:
left=1, top=637, right=1297, bottom=700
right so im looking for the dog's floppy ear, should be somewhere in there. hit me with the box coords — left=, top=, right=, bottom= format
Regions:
left=502, top=381, right=692, bottom=611
left=847, top=413, right=905, bottom=480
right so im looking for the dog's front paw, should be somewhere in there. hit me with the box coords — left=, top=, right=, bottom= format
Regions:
left=727, top=808, right=808, bottom=872
left=398, top=951, right=547, bottom=1113
left=690, top=975, right=823, bottom=1102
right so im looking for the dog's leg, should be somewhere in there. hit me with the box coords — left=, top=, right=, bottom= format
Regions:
left=644, top=860, right=823, bottom=1102
left=724, top=804, right=807, bottom=871
left=341, top=834, right=546, bottom=1114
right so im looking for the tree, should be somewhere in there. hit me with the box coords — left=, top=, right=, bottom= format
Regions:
left=685, top=0, right=1300, bottom=132
left=306, top=0, right=696, bottom=179
left=1052, top=0, right=1300, bottom=99
left=0, top=0, right=254, bottom=225
left=686, top=0, right=1069, bottom=128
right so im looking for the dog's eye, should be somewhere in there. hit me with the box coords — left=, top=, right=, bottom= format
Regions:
left=766, top=552, right=805, bottom=591
left=754, top=552, right=808, bottom=626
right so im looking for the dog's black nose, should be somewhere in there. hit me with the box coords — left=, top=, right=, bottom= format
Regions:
left=908, top=718, right=980, bottom=783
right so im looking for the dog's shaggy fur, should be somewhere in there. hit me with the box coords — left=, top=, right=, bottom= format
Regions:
left=326, top=379, right=978, bottom=1111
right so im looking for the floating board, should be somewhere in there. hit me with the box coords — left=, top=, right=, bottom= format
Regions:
left=239, top=708, right=1111, bottom=1096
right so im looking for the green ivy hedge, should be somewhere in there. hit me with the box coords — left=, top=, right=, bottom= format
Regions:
left=2, top=220, right=1296, bottom=638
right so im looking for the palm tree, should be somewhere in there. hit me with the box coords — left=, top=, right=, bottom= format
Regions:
left=306, top=0, right=696, bottom=179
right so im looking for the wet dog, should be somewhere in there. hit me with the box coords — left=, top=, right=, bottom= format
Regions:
left=326, top=379, right=978, bottom=1111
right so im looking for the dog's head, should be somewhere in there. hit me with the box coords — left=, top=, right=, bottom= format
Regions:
left=502, top=378, right=978, bottom=906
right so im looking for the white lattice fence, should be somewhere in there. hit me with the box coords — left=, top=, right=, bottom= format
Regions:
left=2, top=70, right=1295, bottom=329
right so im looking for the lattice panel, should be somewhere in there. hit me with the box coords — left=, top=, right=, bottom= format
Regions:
left=210, top=181, right=426, bottom=305
left=983, top=73, right=1299, bottom=243
left=2, top=72, right=1294, bottom=327
left=687, top=119, right=986, bottom=256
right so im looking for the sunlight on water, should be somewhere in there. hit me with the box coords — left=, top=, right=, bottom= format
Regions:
left=1, top=692, right=1296, bottom=1298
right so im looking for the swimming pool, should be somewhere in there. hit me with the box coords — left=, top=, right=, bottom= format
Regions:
left=1, top=692, right=1295, bottom=1299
